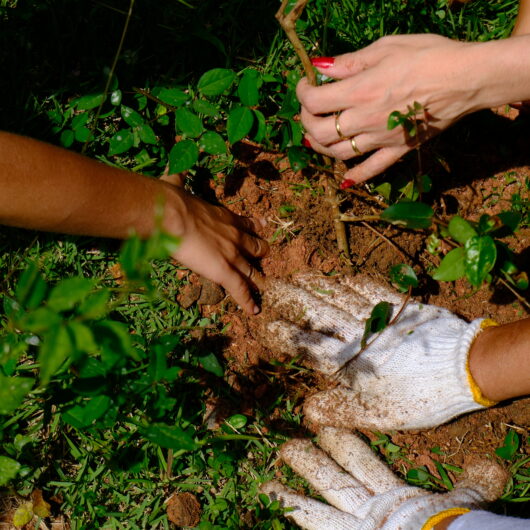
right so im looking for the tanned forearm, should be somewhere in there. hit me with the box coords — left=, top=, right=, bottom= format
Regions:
left=0, top=131, right=268, bottom=314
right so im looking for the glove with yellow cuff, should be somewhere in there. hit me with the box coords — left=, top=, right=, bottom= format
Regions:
left=262, top=273, right=497, bottom=431
left=262, top=427, right=507, bottom=530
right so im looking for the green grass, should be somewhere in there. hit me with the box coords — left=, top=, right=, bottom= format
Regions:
left=0, top=0, right=528, bottom=527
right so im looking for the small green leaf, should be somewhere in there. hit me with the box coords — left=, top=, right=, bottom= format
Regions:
left=142, top=423, right=199, bottom=451
left=380, top=201, right=433, bottom=229
left=75, top=93, right=105, bottom=111
left=168, top=139, right=199, bottom=173
left=432, top=247, right=466, bottom=282
left=448, top=216, right=477, bottom=244
left=138, top=123, right=157, bottom=144
left=175, top=107, right=204, bottom=138
left=0, top=374, right=33, bottom=414
left=495, top=430, right=519, bottom=460
left=48, top=277, right=95, bottom=312
left=67, top=322, right=98, bottom=353
left=277, top=89, right=300, bottom=119
left=39, top=324, right=74, bottom=386
left=193, top=99, right=221, bottom=117
left=514, top=271, right=529, bottom=290
left=110, top=89, right=122, bottom=106
left=121, top=105, right=145, bottom=127
left=74, top=126, right=93, bottom=143
left=15, top=263, right=47, bottom=309
left=387, top=111, right=403, bottom=130
left=227, top=106, right=254, bottom=144
left=77, top=289, right=111, bottom=320
left=60, top=129, right=74, bottom=147
left=155, top=87, right=189, bottom=107
left=62, top=395, right=111, bottom=429
left=71, top=113, right=89, bottom=130
left=199, top=131, right=227, bottom=155
left=464, top=235, right=497, bottom=287
left=238, top=69, right=260, bottom=106
left=199, top=352, right=224, bottom=377
left=374, top=182, right=392, bottom=201
left=361, top=301, right=391, bottom=348
left=287, top=146, right=310, bottom=172
left=19, top=307, right=61, bottom=334
left=0, top=456, right=21, bottom=486
left=108, top=129, right=134, bottom=155
left=253, top=109, right=267, bottom=143
left=198, top=68, right=236, bottom=96
left=226, top=414, right=247, bottom=429
left=389, top=264, right=418, bottom=293
left=496, top=211, right=522, bottom=234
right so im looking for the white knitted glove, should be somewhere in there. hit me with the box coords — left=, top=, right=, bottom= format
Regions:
left=262, top=273, right=496, bottom=431
left=262, top=427, right=507, bottom=530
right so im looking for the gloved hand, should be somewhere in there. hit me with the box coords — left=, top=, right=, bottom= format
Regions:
left=262, top=427, right=507, bottom=530
left=261, top=273, right=496, bottom=431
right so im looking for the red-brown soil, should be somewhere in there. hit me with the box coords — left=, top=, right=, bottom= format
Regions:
left=190, top=105, right=530, bottom=515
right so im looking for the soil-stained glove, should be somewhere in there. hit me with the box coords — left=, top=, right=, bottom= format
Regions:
left=261, top=273, right=497, bottom=431
left=262, top=427, right=507, bottom=530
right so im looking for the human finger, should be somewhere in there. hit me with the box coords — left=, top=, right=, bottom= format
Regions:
left=341, top=145, right=411, bottom=185
left=218, top=263, right=260, bottom=315
left=261, top=320, right=354, bottom=374
left=261, top=481, right=356, bottom=530
left=318, top=427, right=406, bottom=494
left=297, top=77, right=362, bottom=116
left=280, top=439, right=371, bottom=513
left=231, top=213, right=267, bottom=235
left=300, top=107, right=362, bottom=147
left=303, top=133, right=366, bottom=161
left=231, top=255, right=266, bottom=291
left=237, top=231, right=270, bottom=259
left=263, top=279, right=366, bottom=341
left=160, top=171, right=186, bottom=188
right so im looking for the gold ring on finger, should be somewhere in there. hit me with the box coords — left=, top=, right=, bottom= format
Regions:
left=335, top=111, right=347, bottom=140
left=350, top=137, right=362, bottom=156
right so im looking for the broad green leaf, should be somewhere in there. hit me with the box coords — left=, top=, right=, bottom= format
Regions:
left=199, top=352, right=223, bottom=377
left=277, top=89, right=300, bottom=119
left=19, top=307, right=61, bottom=334
left=62, top=395, right=111, bottom=429
left=227, top=106, right=254, bottom=144
left=448, top=216, right=477, bottom=244
left=175, top=107, right=204, bottom=138
left=142, top=423, right=199, bottom=450
left=0, top=456, right=21, bottom=486
left=237, top=69, right=260, bottom=106
left=71, top=112, right=89, bottom=130
left=169, top=139, right=199, bottom=173
left=389, top=264, right=418, bottom=293
left=198, top=68, right=235, bottom=96
left=0, top=374, right=33, bottom=414
left=94, top=319, right=138, bottom=364
left=110, top=89, right=122, bottom=106
left=253, top=109, right=267, bottom=143
left=67, top=322, right=98, bottom=353
left=15, top=263, right=47, bottom=310
left=193, top=99, right=220, bottom=117
left=74, top=126, right=92, bottom=143
left=287, top=146, right=310, bottom=172
left=155, top=87, right=189, bottom=107
left=39, top=324, right=74, bottom=386
left=121, top=105, right=145, bottom=127
left=75, top=93, right=105, bottom=111
left=77, top=289, right=111, bottom=320
left=60, top=129, right=74, bottom=147
left=138, top=123, right=157, bottom=144
left=48, top=277, right=95, bottom=312
left=432, top=247, right=466, bottom=282
left=464, top=235, right=497, bottom=287
left=380, top=201, right=433, bottom=229
left=199, top=131, right=226, bottom=155
left=108, top=129, right=134, bottom=156
left=361, top=301, right=391, bottom=348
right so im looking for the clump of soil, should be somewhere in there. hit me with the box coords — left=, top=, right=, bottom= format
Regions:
left=191, top=107, right=530, bottom=513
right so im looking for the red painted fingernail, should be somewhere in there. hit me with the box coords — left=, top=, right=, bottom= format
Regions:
left=302, top=137, right=312, bottom=149
left=340, top=179, right=356, bottom=190
left=311, top=57, right=335, bottom=68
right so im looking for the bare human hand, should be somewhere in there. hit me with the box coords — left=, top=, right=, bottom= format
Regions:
left=160, top=174, right=268, bottom=315
left=297, top=34, right=488, bottom=184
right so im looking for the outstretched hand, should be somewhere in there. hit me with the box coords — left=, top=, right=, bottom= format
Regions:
left=260, top=273, right=495, bottom=431
left=161, top=173, right=268, bottom=315
left=262, top=427, right=507, bottom=530
left=298, top=34, right=479, bottom=184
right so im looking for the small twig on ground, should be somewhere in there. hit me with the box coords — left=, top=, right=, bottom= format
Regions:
left=360, top=221, right=407, bottom=261
left=497, top=276, right=530, bottom=311
left=165, top=449, right=174, bottom=480
left=276, top=0, right=350, bottom=262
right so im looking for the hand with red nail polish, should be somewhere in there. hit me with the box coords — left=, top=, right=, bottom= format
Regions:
left=296, top=33, right=530, bottom=184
